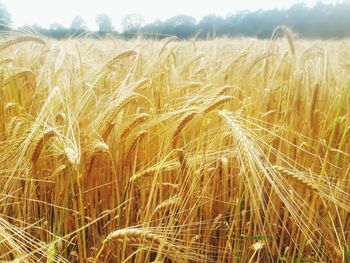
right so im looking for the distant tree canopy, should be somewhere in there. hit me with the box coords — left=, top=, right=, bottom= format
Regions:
left=123, top=2, right=350, bottom=39
left=2, top=2, right=350, bottom=39
left=71, top=16, right=86, bottom=31
left=0, top=2, right=11, bottom=30
left=197, top=15, right=225, bottom=38
left=70, top=16, right=88, bottom=37
left=95, top=14, right=113, bottom=35
left=121, top=13, right=145, bottom=33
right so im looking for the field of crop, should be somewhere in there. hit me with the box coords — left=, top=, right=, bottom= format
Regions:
left=0, top=33, right=349, bottom=262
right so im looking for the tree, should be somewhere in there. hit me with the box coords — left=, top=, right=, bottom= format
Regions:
left=48, top=23, right=70, bottom=39
left=163, top=15, right=197, bottom=38
left=49, top=23, right=64, bottom=31
left=198, top=15, right=224, bottom=38
left=121, top=13, right=145, bottom=32
left=71, top=16, right=87, bottom=31
left=96, top=14, right=113, bottom=35
left=0, top=2, right=11, bottom=30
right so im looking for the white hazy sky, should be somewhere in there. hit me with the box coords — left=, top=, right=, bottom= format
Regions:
left=2, top=0, right=343, bottom=30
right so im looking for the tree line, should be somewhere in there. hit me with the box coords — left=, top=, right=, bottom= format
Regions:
left=1, top=1, right=350, bottom=39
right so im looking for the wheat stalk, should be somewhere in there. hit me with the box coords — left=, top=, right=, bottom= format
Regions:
left=172, top=111, right=197, bottom=149
left=0, top=36, right=46, bottom=52
left=100, top=92, right=138, bottom=136
left=30, top=128, right=57, bottom=163
left=106, top=50, right=137, bottom=69
left=125, top=130, right=148, bottom=164
left=95, top=228, right=184, bottom=263
left=202, top=96, right=234, bottom=115
left=159, top=36, right=178, bottom=55
left=130, top=162, right=179, bottom=182
left=119, top=113, right=150, bottom=140
left=154, top=196, right=180, bottom=212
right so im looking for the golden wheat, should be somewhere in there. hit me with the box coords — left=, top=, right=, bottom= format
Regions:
left=0, top=34, right=349, bottom=263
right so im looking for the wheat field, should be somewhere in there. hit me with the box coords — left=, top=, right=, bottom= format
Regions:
left=0, top=32, right=349, bottom=262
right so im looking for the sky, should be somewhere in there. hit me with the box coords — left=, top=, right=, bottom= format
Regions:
left=2, top=0, right=343, bottom=31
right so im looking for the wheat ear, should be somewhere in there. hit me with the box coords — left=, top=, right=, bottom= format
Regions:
left=125, top=131, right=147, bottom=164
left=119, top=113, right=150, bottom=139
left=95, top=228, right=183, bottom=263
left=106, top=50, right=137, bottom=69
left=172, top=111, right=197, bottom=148
left=155, top=196, right=180, bottom=212
left=130, top=163, right=179, bottom=182
left=202, top=96, right=234, bottom=115
left=31, top=128, right=57, bottom=163
left=0, top=36, right=46, bottom=51
left=100, top=93, right=138, bottom=137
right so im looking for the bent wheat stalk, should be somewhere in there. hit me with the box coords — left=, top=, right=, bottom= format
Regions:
left=94, top=228, right=184, bottom=263
left=125, top=130, right=148, bottom=164
left=30, top=128, right=57, bottom=163
left=202, top=96, right=235, bottom=115
left=172, top=111, right=197, bottom=149
left=0, top=36, right=46, bottom=52
left=119, top=113, right=150, bottom=140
